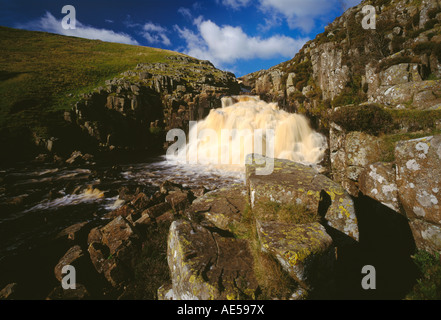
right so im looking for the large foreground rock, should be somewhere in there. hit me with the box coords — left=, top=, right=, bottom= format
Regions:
left=256, top=220, right=335, bottom=290
left=167, top=220, right=259, bottom=300
left=246, top=155, right=359, bottom=241
left=395, top=135, right=441, bottom=254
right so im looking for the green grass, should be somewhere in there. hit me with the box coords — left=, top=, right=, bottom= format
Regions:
left=406, top=250, right=441, bottom=300
left=253, top=200, right=319, bottom=225
left=0, top=26, right=184, bottom=139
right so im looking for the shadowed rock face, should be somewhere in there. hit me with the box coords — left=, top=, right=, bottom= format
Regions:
left=167, top=220, right=259, bottom=300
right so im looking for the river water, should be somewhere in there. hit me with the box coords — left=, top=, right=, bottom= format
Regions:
left=0, top=157, right=245, bottom=298
left=0, top=95, right=327, bottom=298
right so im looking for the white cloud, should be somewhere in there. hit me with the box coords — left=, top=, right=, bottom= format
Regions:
left=178, top=7, right=193, bottom=20
left=218, top=0, right=253, bottom=10
left=16, top=12, right=139, bottom=45
left=217, top=0, right=363, bottom=32
left=259, top=0, right=336, bottom=32
left=175, top=19, right=308, bottom=68
left=142, top=22, right=171, bottom=46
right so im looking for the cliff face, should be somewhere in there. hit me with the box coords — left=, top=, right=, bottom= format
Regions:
left=241, top=0, right=441, bottom=112
left=241, top=0, right=441, bottom=255
left=65, top=55, right=240, bottom=153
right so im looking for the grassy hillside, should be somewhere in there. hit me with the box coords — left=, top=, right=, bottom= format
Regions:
left=0, top=26, right=184, bottom=146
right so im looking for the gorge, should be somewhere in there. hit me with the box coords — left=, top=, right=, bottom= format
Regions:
left=1, top=0, right=441, bottom=301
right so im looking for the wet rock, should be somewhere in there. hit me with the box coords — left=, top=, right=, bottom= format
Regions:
left=160, top=180, right=183, bottom=194
left=104, top=204, right=136, bottom=219
left=165, top=190, right=192, bottom=214
left=167, top=220, right=259, bottom=300
left=395, top=135, right=441, bottom=254
left=141, top=202, right=172, bottom=219
left=46, top=284, right=90, bottom=300
left=359, top=162, right=400, bottom=213
left=130, top=192, right=152, bottom=211
left=56, top=222, right=90, bottom=242
left=246, top=154, right=359, bottom=242
left=0, top=283, right=18, bottom=300
left=54, top=246, right=87, bottom=282
left=256, top=221, right=335, bottom=290
left=87, top=216, right=141, bottom=287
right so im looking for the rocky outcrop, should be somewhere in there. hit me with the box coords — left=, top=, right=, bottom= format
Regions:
left=359, top=162, right=400, bottom=212
left=241, top=0, right=441, bottom=115
left=395, top=135, right=441, bottom=254
left=330, top=124, right=385, bottom=196
left=66, top=55, right=240, bottom=153
left=166, top=220, right=259, bottom=300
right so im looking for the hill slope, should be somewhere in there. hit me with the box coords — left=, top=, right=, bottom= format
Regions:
left=0, top=26, right=239, bottom=163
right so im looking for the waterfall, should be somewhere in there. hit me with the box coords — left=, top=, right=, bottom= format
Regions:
left=174, top=95, right=327, bottom=169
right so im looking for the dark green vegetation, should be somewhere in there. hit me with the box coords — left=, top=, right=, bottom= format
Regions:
left=331, top=105, right=441, bottom=136
left=0, top=26, right=183, bottom=163
left=253, top=200, right=319, bottom=225
left=234, top=203, right=301, bottom=299
left=407, top=250, right=441, bottom=300
left=131, top=220, right=171, bottom=300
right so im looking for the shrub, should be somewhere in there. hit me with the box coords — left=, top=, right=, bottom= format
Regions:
left=331, top=104, right=393, bottom=135
left=406, top=250, right=441, bottom=300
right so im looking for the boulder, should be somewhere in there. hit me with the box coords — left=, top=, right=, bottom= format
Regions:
left=165, top=190, right=192, bottom=214
left=0, top=283, right=18, bottom=299
left=186, top=184, right=247, bottom=231
left=54, top=245, right=87, bottom=282
left=359, top=162, right=400, bottom=213
left=87, top=216, right=141, bottom=287
left=256, top=221, right=335, bottom=290
left=141, top=202, right=172, bottom=218
left=167, top=220, right=259, bottom=300
left=56, top=222, right=90, bottom=242
left=395, top=135, right=441, bottom=254
left=246, top=155, right=359, bottom=242
left=46, top=284, right=90, bottom=300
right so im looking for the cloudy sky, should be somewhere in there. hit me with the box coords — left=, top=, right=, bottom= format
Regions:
left=0, top=0, right=362, bottom=76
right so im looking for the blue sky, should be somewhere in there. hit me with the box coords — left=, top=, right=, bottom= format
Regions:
left=0, top=0, right=362, bottom=76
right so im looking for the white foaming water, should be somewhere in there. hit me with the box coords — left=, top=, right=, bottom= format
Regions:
left=178, top=95, right=327, bottom=170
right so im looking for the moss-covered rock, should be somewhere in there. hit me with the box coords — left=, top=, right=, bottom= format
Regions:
left=185, top=184, right=247, bottom=232
left=167, top=220, right=259, bottom=300
left=246, top=154, right=359, bottom=241
left=395, top=135, right=441, bottom=254
left=256, top=220, right=334, bottom=290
